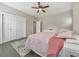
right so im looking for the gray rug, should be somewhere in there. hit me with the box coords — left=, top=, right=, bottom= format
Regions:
left=11, top=39, right=27, bottom=57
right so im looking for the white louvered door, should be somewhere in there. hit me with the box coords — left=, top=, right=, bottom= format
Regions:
left=3, top=13, right=16, bottom=42
left=0, top=12, right=26, bottom=43
left=16, top=16, right=26, bottom=39
left=3, top=12, right=26, bottom=43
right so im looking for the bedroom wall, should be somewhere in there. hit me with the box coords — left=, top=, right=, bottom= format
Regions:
left=26, top=15, right=38, bottom=36
left=73, top=2, right=79, bottom=34
left=0, top=2, right=38, bottom=36
left=39, top=10, right=73, bottom=31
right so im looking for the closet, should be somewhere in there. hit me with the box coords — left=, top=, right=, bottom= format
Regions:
left=0, top=11, right=26, bottom=44
left=16, top=15, right=26, bottom=39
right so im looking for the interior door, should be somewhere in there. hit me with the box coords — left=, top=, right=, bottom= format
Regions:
left=0, top=12, right=2, bottom=44
left=36, top=21, right=42, bottom=33
left=3, top=13, right=16, bottom=42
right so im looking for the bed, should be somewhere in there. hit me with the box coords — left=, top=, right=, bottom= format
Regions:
left=24, top=29, right=73, bottom=57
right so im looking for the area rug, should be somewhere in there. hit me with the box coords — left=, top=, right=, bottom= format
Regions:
left=10, top=39, right=27, bottom=57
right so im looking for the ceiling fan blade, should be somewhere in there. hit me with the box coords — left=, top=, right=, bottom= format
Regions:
left=42, top=9, right=46, bottom=13
left=32, top=7, right=38, bottom=9
left=38, top=2, right=40, bottom=6
left=37, top=10, right=39, bottom=13
left=42, top=5, right=49, bottom=8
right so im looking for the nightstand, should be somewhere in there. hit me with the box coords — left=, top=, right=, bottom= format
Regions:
left=62, top=42, right=79, bottom=57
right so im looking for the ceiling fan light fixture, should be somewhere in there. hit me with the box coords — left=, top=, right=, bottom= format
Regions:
left=32, top=2, right=49, bottom=13
left=39, top=8, right=42, bottom=11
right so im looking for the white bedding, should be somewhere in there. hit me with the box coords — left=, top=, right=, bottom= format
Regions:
left=25, top=32, right=55, bottom=56
left=24, top=30, right=74, bottom=57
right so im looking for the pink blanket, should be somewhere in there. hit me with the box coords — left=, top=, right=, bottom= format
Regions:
left=47, top=34, right=64, bottom=57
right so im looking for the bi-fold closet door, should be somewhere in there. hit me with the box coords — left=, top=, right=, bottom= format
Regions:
left=16, top=15, right=26, bottom=39
left=3, top=12, right=17, bottom=42
left=0, top=11, right=26, bottom=43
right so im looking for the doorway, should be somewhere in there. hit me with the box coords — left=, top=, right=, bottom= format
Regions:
left=33, top=21, right=36, bottom=34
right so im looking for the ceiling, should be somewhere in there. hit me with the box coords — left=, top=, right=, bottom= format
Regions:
left=3, top=2, right=73, bottom=18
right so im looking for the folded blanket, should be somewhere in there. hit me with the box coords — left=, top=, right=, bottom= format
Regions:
left=47, top=34, right=64, bottom=57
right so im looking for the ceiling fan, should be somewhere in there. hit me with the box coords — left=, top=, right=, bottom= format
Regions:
left=32, top=2, right=49, bottom=13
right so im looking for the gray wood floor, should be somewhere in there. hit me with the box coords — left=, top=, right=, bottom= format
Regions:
left=0, top=39, right=41, bottom=57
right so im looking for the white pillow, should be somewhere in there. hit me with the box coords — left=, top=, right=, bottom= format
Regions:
left=43, top=28, right=57, bottom=32
left=56, top=29, right=73, bottom=39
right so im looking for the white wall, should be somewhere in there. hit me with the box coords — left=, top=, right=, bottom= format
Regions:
left=39, top=11, right=72, bottom=31
left=26, top=15, right=38, bottom=36
left=73, top=2, right=79, bottom=34
left=0, top=3, right=38, bottom=36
